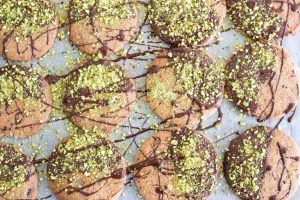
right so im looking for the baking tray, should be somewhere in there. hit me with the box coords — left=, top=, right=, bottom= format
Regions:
left=0, top=0, right=300, bottom=199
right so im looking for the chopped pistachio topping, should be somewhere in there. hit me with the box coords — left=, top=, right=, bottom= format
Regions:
left=50, top=78, right=67, bottom=117
left=48, top=133, right=119, bottom=181
left=148, top=76, right=177, bottom=103
left=64, top=64, right=129, bottom=113
left=70, top=0, right=136, bottom=24
left=0, top=65, right=44, bottom=106
left=227, top=0, right=282, bottom=40
left=227, top=126, right=270, bottom=199
left=226, top=42, right=277, bottom=112
left=173, top=51, right=223, bottom=106
left=0, top=0, right=56, bottom=36
left=170, top=131, right=218, bottom=197
left=149, top=0, right=219, bottom=46
left=0, top=145, right=30, bottom=193
left=148, top=51, right=223, bottom=109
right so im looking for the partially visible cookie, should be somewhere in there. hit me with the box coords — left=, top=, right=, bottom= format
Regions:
left=148, top=0, right=226, bottom=47
left=271, top=0, right=300, bottom=36
left=62, top=61, right=136, bottom=132
left=0, top=65, right=52, bottom=138
left=224, top=126, right=300, bottom=200
left=226, top=0, right=300, bottom=41
left=0, top=0, right=59, bottom=61
left=134, top=128, right=220, bottom=200
left=68, top=0, right=137, bottom=56
left=47, top=133, right=126, bottom=200
left=225, top=42, right=299, bottom=120
left=0, top=143, right=38, bottom=200
left=146, top=48, right=224, bottom=128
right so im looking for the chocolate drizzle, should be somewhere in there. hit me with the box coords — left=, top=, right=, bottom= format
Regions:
left=265, top=140, right=300, bottom=200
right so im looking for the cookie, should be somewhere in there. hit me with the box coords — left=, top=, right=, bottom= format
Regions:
left=148, top=0, right=226, bottom=47
left=68, top=0, right=138, bottom=56
left=47, top=133, right=126, bottom=200
left=134, top=128, right=220, bottom=200
left=271, top=0, right=300, bottom=36
left=224, top=126, right=300, bottom=200
left=0, top=65, right=52, bottom=138
left=0, top=0, right=59, bottom=61
left=62, top=61, right=136, bottom=132
left=226, top=0, right=300, bottom=41
left=146, top=48, right=224, bottom=128
left=0, top=143, right=38, bottom=200
left=225, top=42, right=299, bottom=120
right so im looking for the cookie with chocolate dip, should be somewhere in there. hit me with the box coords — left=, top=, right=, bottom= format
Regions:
left=148, top=0, right=226, bottom=47
left=0, top=65, right=52, bottom=138
left=224, top=126, right=300, bottom=200
left=273, top=0, right=300, bottom=36
left=225, top=42, right=299, bottom=120
left=47, top=133, right=126, bottom=200
left=226, top=0, right=300, bottom=41
left=0, top=143, right=38, bottom=200
left=68, top=0, right=138, bottom=56
left=0, top=0, right=59, bottom=62
left=134, top=128, right=220, bottom=200
left=146, top=48, right=224, bottom=128
left=62, top=61, right=136, bottom=132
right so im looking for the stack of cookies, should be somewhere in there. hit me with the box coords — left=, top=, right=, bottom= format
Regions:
left=0, top=0, right=300, bottom=200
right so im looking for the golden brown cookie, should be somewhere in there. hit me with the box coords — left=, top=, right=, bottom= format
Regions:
left=47, top=133, right=126, bottom=200
left=226, top=0, right=300, bottom=41
left=225, top=42, right=299, bottom=120
left=62, top=61, right=136, bottom=132
left=224, top=126, right=300, bottom=200
left=0, top=143, right=38, bottom=200
left=146, top=48, right=224, bottom=128
left=134, top=128, right=220, bottom=200
left=0, top=65, right=52, bottom=138
left=0, top=0, right=59, bottom=61
left=68, top=0, right=138, bottom=56
left=148, top=0, right=226, bottom=47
